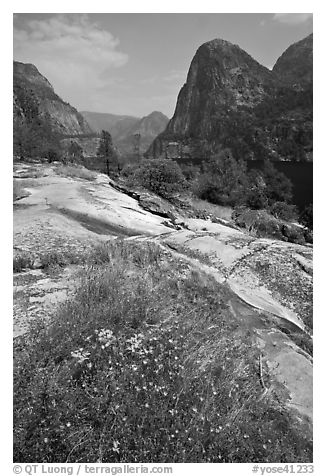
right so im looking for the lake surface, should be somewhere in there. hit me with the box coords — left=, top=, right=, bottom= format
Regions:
left=246, top=160, right=313, bottom=212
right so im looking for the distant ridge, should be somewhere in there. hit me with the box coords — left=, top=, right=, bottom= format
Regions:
left=82, top=110, right=169, bottom=155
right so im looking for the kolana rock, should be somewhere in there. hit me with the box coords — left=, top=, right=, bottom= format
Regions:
left=147, top=34, right=312, bottom=163
left=13, top=61, right=93, bottom=136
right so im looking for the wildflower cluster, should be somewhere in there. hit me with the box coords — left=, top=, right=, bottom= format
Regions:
left=70, top=348, right=90, bottom=363
left=13, top=240, right=312, bottom=463
left=96, top=328, right=115, bottom=348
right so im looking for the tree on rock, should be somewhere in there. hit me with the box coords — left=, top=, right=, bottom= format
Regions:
left=97, top=130, right=115, bottom=176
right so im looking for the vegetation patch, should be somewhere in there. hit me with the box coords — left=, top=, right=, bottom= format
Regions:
left=56, top=165, right=96, bottom=181
left=13, top=253, right=34, bottom=273
left=14, top=240, right=312, bottom=463
left=124, top=158, right=187, bottom=199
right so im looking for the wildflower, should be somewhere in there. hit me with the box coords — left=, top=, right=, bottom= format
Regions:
left=112, top=440, right=120, bottom=453
left=66, top=422, right=71, bottom=427
left=145, top=403, right=149, bottom=408
left=44, top=438, right=49, bottom=443
left=126, top=333, right=144, bottom=352
left=98, top=329, right=115, bottom=346
left=71, top=349, right=90, bottom=364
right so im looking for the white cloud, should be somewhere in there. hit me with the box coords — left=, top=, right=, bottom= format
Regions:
left=13, top=14, right=128, bottom=108
left=273, top=13, right=312, bottom=25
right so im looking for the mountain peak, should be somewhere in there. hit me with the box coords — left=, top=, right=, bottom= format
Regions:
left=148, top=34, right=312, bottom=163
left=273, top=33, right=313, bottom=86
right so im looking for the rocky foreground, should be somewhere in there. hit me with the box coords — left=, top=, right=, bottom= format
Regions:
left=13, top=163, right=313, bottom=431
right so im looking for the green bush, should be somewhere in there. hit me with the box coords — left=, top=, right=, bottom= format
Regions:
left=13, top=253, right=34, bottom=273
left=130, top=158, right=186, bottom=198
left=269, top=202, right=298, bottom=221
left=196, top=149, right=248, bottom=207
left=262, top=161, right=293, bottom=205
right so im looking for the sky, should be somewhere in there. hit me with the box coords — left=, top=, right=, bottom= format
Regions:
left=13, top=13, right=313, bottom=118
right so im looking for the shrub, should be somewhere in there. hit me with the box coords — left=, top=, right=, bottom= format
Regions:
left=121, top=163, right=138, bottom=178
left=196, top=149, right=248, bottom=206
left=129, top=158, right=186, bottom=198
left=13, top=253, right=34, bottom=272
left=262, top=160, right=293, bottom=205
left=269, top=202, right=298, bottom=221
left=245, top=169, right=269, bottom=210
left=232, top=208, right=283, bottom=240
left=179, top=164, right=200, bottom=181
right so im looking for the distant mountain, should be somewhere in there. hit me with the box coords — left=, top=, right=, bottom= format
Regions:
left=148, top=34, right=312, bottom=162
left=82, top=110, right=169, bottom=155
left=13, top=61, right=92, bottom=136
left=81, top=111, right=139, bottom=139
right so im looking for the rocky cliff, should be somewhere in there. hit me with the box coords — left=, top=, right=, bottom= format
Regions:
left=148, top=35, right=313, bottom=162
left=13, top=61, right=92, bottom=136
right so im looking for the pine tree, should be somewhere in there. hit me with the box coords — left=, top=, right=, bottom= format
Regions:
left=97, top=130, right=115, bottom=176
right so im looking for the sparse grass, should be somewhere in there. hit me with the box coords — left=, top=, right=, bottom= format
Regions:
left=56, top=164, right=96, bottom=181
left=13, top=240, right=163, bottom=274
left=13, top=249, right=82, bottom=273
left=14, top=240, right=312, bottom=463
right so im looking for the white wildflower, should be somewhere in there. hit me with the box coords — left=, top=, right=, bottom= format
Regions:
left=71, top=349, right=91, bottom=364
